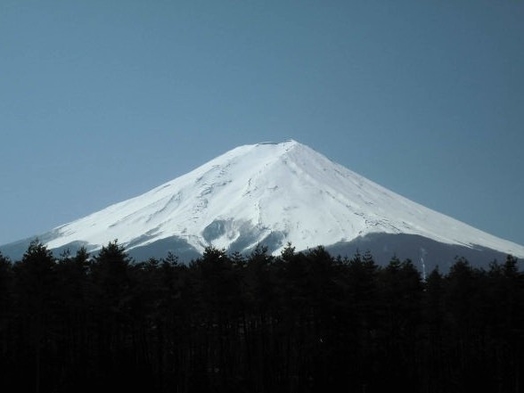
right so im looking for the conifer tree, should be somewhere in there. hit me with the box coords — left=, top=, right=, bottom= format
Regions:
left=13, top=240, right=58, bottom=393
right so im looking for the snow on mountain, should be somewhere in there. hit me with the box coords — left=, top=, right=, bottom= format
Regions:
left=36, top=139, right=524, bottom=259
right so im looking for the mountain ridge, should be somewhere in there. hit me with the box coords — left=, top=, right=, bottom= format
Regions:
left=2, top=140, right=524, bottom=263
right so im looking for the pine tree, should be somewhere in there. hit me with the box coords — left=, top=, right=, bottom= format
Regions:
left=0, top=251, right=14, bottom=392
left=13, top=241, right=58, bottom=393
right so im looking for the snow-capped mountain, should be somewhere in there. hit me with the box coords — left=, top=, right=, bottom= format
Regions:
left=2, top=140, right=524, bottom=267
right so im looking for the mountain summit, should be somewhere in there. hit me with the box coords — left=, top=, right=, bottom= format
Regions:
left=3, top=140, right=524, bottom=266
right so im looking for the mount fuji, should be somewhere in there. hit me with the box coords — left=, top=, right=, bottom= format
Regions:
left=2, top=140, right=523, bottom=270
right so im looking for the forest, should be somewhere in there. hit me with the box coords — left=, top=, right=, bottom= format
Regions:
left=0, top=240, right=522, bottom=393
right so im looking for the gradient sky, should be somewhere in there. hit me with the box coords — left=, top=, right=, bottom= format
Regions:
left=1, top=0, right=523, bottom=248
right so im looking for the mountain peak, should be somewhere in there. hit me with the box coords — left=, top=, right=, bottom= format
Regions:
left=255, top=139, right=298, bottom=146
left=3, top=140, right=524, bottom=263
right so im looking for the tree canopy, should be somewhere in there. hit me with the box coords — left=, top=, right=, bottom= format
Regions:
left=0, top=241, right=522, bottom=393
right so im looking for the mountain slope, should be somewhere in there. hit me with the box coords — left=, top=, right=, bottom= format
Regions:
left=3, top=140, right=524, bottom=262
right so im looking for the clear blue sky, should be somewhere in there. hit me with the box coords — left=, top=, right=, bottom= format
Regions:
left=1, top=0, right=523, bottom=248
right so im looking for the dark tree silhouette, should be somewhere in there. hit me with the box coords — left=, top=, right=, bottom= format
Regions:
left=0, top=240, right=523, bottom=393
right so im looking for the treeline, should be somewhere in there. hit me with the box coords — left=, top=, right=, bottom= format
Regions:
left=0, top=241, right=523, bottom=393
